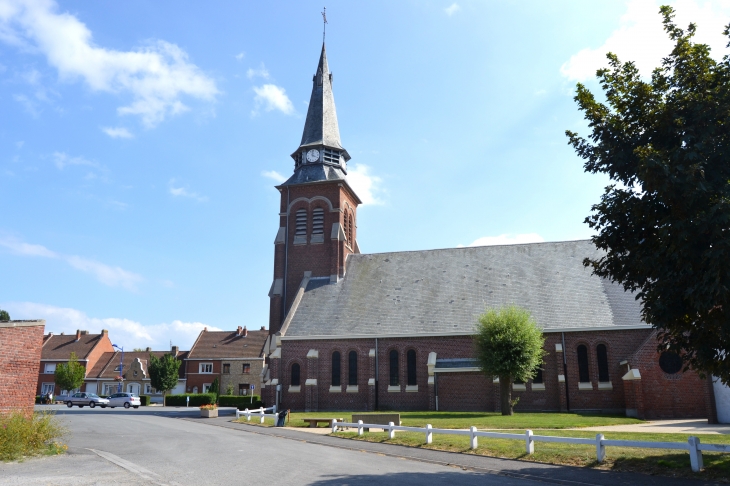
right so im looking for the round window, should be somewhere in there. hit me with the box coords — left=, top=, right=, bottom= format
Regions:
left=659, top=351, right=683, bottom=374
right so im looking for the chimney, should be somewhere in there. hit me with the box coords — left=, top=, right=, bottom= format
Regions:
left=101, top=329, right=108, bottom=336
left=260, top=326, right=266, bottom=331
left=204, top=327, right=207, bottom=332
left=75, top=329, right=81, bottom=341
left=237, top=326, right=242, bottom=336
left=80, top=330, right=88, bottom=335
left=145, top=347, right=151, bottom=352
left=47, top=332, right=54, bottom=337
left=171, top=345, right=179, bottom=357
left=243, top=326, right=248, bottom=337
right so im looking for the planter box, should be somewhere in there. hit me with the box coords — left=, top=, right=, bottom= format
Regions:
left=200, top=409, right=218, bottom=418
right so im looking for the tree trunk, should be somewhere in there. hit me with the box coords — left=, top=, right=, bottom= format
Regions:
left=162, top=391, right=166, bottom=407
left=500, top=375, right=513, bottom=416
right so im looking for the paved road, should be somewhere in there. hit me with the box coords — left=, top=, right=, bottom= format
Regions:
left=0, top=406, right=716, bottom=485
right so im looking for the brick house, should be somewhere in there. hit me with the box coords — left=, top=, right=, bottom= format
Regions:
left=85, top=346, right=188, bottom=400
left=185, top=326, right=268, bottom=396
left=261, top=43, right=719, bottom=421
left=37, top=329, right=113, bottom=397
left=0, top=320, right=45, bottom=414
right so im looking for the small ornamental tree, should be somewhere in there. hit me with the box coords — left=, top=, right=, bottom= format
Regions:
left=148, top=353, right=181, bottom=406
left=474, top=305, right=546, bottom=415
left=0, top=309, right=9, bottom=321
left=209, top=377, right=220, bottom=401
left=54, top=352, right=86, bottom=394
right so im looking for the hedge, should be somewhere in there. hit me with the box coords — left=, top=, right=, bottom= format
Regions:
left=139, top=395, right=151, bottom=406
left=165, top=393, right=216, bottom=407
left=218, top=395, right=264, bottom=410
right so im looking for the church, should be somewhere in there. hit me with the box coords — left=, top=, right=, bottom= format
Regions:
left=259, top=44, right=719, bottom=421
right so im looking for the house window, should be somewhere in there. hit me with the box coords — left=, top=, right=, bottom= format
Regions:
left=312, top=208, right=324, bottom=235
left=223, top=363, right=230, bottom=374
left=533, top=362, right=544, bottom=384
left=103, top=384, right=117, bottom=396
left=202, top=383, right=211, bottom=393
left=291, top=363, right=301, bottom=386
left=145, top=384, right=152, bottom=394
left=242, top=363, right=251, bottom=374
left=44, top=363, right=56, bottom=374
left=389, top=350, right=399, bottom=386
left=239, top=384, right=250, bottom=395
left=192, top=386, right=198, bottom=393
left=331, top=352, right=341, bottom=386
left=295, top=209, right=307, bottom=236
left=41, top=383, right=55, bottom=395
left=577, top=345, right=590, bottom=383
left=199, top=363, right=213, bottom=374
left=114, top=365, right=122, bottom=372
left=407, top=350, right=417, bottom=386
left=348, top=351, right=358, bottom=386
left=596, top=344, right=610, bottom=382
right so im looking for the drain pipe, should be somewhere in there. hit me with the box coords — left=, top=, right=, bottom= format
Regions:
left=374, top=338, right=379, bottom=411
left=562, top=332, right=570, bottom=412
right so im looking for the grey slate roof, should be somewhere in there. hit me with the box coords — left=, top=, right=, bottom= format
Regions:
left=283, top=240, right=645, bottom=337
left=300, top=44, right=342, bottom=150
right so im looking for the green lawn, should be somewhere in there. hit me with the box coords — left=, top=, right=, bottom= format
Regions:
left=332, top=429, right=730, bottom=481
left=268, top=410, right=643, bottom=430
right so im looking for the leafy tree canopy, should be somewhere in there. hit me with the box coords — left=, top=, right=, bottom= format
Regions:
left=566, top=6, right=730, bottom=384
left=474, top=305, right=545, bottom=415
left=0, top=309, right=9, bottom=321
left=148, top=354, right=181, bottom=405
left=54, top=352, right=86, bottom=392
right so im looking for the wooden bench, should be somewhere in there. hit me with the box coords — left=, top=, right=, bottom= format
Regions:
left=302, top=417, right=343, bottom=428
left=351, top=413, right=401, bottom=431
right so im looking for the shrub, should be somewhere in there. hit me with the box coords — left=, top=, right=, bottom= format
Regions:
left=138, top=395, right=151, bottom=406
left=0, top=411, right=67, bottom=461
left=164, top=393, right=216, bottom=407
left=218, top=395, right=264, bottom=410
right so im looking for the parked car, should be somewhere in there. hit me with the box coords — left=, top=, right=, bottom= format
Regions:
left=107, top=393, right=141, bottom=409
left=66, top=392, right=109, bottom=408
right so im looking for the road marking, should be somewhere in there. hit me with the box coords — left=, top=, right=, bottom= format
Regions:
left=87, top=448, right=181, bottom=486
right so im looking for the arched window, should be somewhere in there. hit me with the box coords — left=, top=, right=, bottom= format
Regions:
left=596, top=344, right=610, bottom=382
left=312, top=208, right=324, bottom=235
left=407, top=350, right=417, bottom=386
left=533, top=361, right=544, bottom=384
left=331, top=351, right=341, bottom=387
left=347, top=213, right=354, bottom=243
left=343, top=212, right=350, bottom=241
left=295, top=209, right=307, bottom=236
left=389, top=350, right=399, bottom=386
left=291, top=363, right=301, bottom=386
left=348, top=351, right=358, bottom=386
left=577, top=345, right=590, bottom=383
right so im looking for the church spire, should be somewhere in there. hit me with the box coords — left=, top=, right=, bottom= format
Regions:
left=285, top=43, right=350, bottom=186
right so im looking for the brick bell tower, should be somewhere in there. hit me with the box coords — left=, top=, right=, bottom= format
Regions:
left=268, top=44, right=362, bottom=335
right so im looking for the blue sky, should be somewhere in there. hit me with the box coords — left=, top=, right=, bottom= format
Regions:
left=2, top=0, right=729, bottom=350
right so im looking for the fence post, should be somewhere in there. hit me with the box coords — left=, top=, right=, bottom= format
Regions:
left=525, top=430, right=534, bottom=454
left=470, top=426, right=478, bottom=450
left=260, top=412, right=265, bottom=424
left=596, top=434, right=605, bottom=463
left=245, top=408, right=251, bottom=421
left=331, top=419, right=338, bottom=433
left=426, top=424, right=433, bottom=444
left=688, top=436, right=703, bottom=472
left=357, top=420, right=364, bottom=436
left=388, top=422, right=395, bottom=439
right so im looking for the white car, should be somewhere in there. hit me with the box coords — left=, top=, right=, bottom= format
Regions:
left=107, top=392, right=141, bottom=409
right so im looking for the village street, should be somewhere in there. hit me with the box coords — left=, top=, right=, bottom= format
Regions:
left=0, top=406, right=711, bottom=485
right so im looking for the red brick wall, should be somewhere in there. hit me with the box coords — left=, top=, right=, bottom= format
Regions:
left=0, top=323, right=45, bottom=415
left=185, top=360, right=220, bottom=392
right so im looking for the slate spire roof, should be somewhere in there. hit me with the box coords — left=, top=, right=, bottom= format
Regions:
left=283, top=43, right=352, bottom=187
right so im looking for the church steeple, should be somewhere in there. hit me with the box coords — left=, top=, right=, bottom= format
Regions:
left=284, top=43, right=351, bottom=186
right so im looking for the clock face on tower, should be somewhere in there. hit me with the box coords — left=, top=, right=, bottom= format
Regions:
left=306, top=149, right=320, bottom=163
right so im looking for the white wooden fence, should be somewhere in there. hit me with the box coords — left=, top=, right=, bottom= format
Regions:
left=235, top=406, right=278, bottom=423
left=331, top=420, right=730, bottom=472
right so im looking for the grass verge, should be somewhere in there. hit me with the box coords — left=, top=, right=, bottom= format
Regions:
left=0, top=410, right=68, bottom=461
left=332, top=429, right=730, bottom=482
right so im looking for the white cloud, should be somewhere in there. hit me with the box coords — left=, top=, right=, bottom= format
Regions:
left=246, top=62, right=270, bottom=80
left=169, top=179, right=208, bottom=202
left=347, top=163, right=384, bottom=206
left=459, top=233, right=545, bottom=247
left=235, top=51, right=245, bottom=61
left=561, top=0, right=730, bottom=81
left=444, top=3, right=461, bottom=16
left=0, top=0, right=219, bottom=127
left=0, top=236, right=142, bottom=290
left=261, top=170, right=286, bottom=184
left=252, top=84, right=294, bottom=116
left=0, top=302, right=221, bottom=350
left=102, top=126, right=134, bottom=139
left=52, top=151, right=98, bottom=169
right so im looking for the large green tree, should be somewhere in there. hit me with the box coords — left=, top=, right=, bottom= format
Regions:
left=54, top=352, right=86, bottom=393
left=0, top=309, right=9, bottom=321
left=148, top=353, right=181, bottom=406
left=566, top=6, right=730, bottom=384
left=474, top=305, right=545, bottom=415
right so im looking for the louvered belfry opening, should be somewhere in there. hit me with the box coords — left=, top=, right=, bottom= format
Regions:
left=343, top=212, right=350, bottom=241
left=295, top=208, right=307, bottom=236
left=312, top=208, right=324, bottom=235
left=323, top=148, right=340, bottom=164
left=348, top=213, right=354, bottom=243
